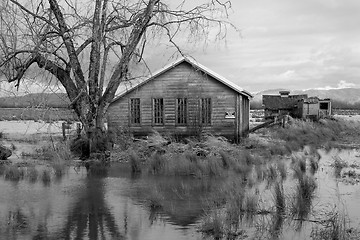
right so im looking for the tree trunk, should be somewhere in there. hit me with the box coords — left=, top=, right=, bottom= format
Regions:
left=72, top=96, right=110, bottom=160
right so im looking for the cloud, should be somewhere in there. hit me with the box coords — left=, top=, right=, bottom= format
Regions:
left=279, top=70, right=296, bottom=80
left=337, top=80, right=356, bottom=88
left=312, top=80, right=356, bottom=90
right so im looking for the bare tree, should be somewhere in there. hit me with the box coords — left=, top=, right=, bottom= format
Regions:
left=0, top=0, right=235, bottom=153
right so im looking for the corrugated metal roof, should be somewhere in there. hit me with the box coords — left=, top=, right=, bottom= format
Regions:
left=112, top=57, right=252, bottom=103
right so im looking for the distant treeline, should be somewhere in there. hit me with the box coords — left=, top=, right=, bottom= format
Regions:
left=250, top=99, right=360, bottom=110
left=0, top=108, right=78, bottom=122
left=0, top=93, right=70, bottom=108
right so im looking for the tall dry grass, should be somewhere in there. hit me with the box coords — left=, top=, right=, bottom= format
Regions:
left=274, top=118, right=359, bottom=152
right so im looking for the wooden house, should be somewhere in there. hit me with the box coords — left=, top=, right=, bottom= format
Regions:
left=107, top=57, right=252, bottom=141
left=262, top=91, right=332, bottom=120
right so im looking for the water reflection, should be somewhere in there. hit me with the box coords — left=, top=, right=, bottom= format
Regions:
left=0, top=164, right=207, bottom=239
left=0, top=148, right=359, bottom=240
left=57, top=177, right=123, bottom=239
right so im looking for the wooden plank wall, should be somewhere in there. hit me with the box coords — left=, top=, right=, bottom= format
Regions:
left=107, top=62, right=249, bottom=139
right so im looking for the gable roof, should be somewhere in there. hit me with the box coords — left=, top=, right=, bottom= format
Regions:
left=112, top=57, right=252, bottom=103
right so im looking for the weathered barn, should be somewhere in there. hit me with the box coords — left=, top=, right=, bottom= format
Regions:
left=262, top=91, right=332, bottom=120
left=262, top=91, right=307, bottom=119
left=107, top=57, right=252, bottom=141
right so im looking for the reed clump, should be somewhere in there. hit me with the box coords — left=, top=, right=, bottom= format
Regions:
left=4, top=165, right=25, bottom=181
left=309, top=156, right=320, bottom=175
left=52, top=160, right=66, bottom=177
left=331, top=155, right=348, bottom=177
left=273, top=181, right=285, bottom=214
left=27, top=166, right=38, bottom=182
left=30, top=140, right=73, bottom=162
left=290, top=174, right=317, bottom=220
left=41, top=168, right=51, bottom=185
left=310, top=209, right=360, bottom=240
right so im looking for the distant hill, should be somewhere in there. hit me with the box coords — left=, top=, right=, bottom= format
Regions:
left=0, top=93, right=70, bottom=108
left=251, top=88, right=360, bottom=109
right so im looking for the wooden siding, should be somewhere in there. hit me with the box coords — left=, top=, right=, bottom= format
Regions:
left=302, top=103, right=319, bottom=117
left=108, top=62, right=250, bottom=139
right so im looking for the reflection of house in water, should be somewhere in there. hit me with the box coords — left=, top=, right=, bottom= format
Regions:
left=263, top=91, right=332, bottom=120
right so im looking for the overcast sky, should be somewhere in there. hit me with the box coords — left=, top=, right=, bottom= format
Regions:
left=2, top=0, right=360, bottom=96
left=168, top=0, right=360, bottom=93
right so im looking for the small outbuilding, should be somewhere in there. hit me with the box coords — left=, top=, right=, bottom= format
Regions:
left=298, top=97, right=332, bottom=120
left=107, top=57, right=252, bottom=142
left=262, top=91, right=307, bottom=119
left=262, top=91, right=332, bottom=120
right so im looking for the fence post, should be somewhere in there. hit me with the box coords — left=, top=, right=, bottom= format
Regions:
left=76, top=123, right=82, bottom=138
left=62, top=122, right=66, bottom=140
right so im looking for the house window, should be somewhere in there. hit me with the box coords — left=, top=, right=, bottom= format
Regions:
left=201, top=98, right=211, bottom=125
left=130, top=98, right=140, bottom=124
left=176, top=98, right=187, bottom=125
left=153, top=98, right=164, bottom=125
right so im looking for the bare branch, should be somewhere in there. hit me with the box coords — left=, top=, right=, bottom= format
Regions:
left=48, top=0, right=86, bottom=89
left=101, top=0, right=160, bottom=106
left=9, top=0, right=59, bottom=31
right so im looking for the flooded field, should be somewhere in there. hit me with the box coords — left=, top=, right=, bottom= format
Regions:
left=0, top=148, right=359, bottom=239
left=1, top=117, right=360, bottom=239
left=0, top=164, right=209, bottom=239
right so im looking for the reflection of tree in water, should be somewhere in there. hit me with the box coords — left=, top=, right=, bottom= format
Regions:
left=53, top=177, right=124, bottom=240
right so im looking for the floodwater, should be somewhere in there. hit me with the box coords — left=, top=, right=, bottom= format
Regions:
left=0, top=148, right=360, bottom=239
left=0, top=164, right=213, bottom=240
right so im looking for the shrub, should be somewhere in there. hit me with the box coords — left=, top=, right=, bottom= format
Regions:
left=70, top=137, right=90, bottom=159
left=109, top=126, right=133, bottom=150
